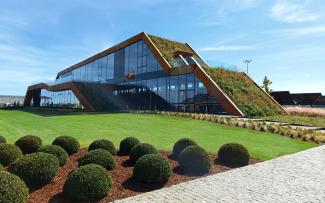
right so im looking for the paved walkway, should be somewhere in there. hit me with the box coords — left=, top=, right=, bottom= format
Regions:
left=114, top=146, right=325, bottom=203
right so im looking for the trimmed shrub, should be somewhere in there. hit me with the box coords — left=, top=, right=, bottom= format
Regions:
left=15, top=135, right=42, bottom=154
left=78, top=149, right=116, bottom=170
left=0, top=135, right=6, bottom=143
left=0, top=171, right=28, bottom=203
left=268, top=125, right=279, bottom=134
left=133, top=154, right=171, bottom=183
left=129, top=143, right=158, bottom=163
left=52, top=136, right=80, bottom=155
left=119, top=137, right=140, bottom=155
left=63, top=164, right=112, bottom=201
left=172, top=138, right=197, bottom=158
left=0, top=143, right=22, bottom=166
left=8, top=152, right=60, bottom=188
left=218, top=143, right=250, bottom=167
left=88, top=139, right=116, bottom=155
left=0, top=163, right=3, bottom=170
left=179, top=145, right=211, bottom=175
left=38, top=145, right=68, bottom=166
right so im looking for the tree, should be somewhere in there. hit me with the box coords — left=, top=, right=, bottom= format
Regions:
left=261, top=76, right=272, bottom=93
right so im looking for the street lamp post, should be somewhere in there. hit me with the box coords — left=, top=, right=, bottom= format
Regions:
left=243, top=59, right=252, bottom=75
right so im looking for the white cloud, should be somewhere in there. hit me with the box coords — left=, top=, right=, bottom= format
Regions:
left=198, top=45, right=256, bottom=51
left=270, top=0, right=321, bottom=23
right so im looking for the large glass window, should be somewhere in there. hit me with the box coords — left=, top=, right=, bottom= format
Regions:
left=169, top=76, right=178, bottom=104
left=54, top=40, right=162, bottom=84
left=107, top=54, right=114, bottom=80
left=40, top=89, right=81, bottom=109
left=158, top=77, right=167, bottom=100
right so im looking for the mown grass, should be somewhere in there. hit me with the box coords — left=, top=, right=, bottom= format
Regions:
left=0, top=110, right=317, bottom=160
left=263, top=115, right=325, bottom=128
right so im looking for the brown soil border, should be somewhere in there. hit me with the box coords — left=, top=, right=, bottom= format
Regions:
left=26, top=149, right=261, bottom=203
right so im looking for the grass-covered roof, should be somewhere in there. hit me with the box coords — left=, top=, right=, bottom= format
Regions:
left=148, top=34, right=206, bottom=67
left=205, top=67, right=285, bottom=117
left=147, top=34, right=284, bottom=117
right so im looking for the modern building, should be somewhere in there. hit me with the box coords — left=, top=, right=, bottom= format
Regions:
left=24, top=32, right=286, bottom=116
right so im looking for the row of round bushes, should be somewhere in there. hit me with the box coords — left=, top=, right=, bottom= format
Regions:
left=0, top=134, right=251, bottom=202
left=63, top=136, right=172, bottom=200
left=0, top=134, right=119, bottom=202
left=0, top=135, right=80, bottom=167
left=64, top=138, right=119, bottom=201
left=0, top=135, right=82, bottom=203
left=173, top=138, right=250, bottom=174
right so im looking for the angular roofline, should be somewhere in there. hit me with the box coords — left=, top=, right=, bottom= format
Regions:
left=57, top=32, right=145, bottom=79
left=27, top=32, right=256, bottom=116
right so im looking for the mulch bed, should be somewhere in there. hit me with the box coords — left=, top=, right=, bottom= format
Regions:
left=26, top=149, right=261, bottom=203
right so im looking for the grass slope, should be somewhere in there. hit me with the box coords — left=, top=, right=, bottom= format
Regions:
left=205, top=67, right=285, bottom=117
left=148, top=34, right=205, bottom=66
left=0, top=110, right=316, bottom=160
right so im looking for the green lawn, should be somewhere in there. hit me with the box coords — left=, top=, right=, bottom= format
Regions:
left=263, top=115, right=325, bottom=128
left=0, top=109, right=317, bottom=160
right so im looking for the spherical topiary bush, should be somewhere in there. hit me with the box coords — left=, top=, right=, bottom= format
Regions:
left=0, top=135, right=6, bottom=143
left=179, top=145, right=211, bottom=175
left=88, top=139, right=116, bottom=155
left=0, top=143, right=22, bottom=166
left=217, top=143, right=250, bottom=167
left=52, top=136, right=80, bottom=155
left=15, top=135, right=42, bottom=154
left=8, top=152, right=60, bottom=188
left=172, top=138, right=197, bottom=158
left=63, top=164, right=112, bottom=201
left=0, top=163, right=3, bottom=170
left=78, top=149, right=116, bottom=170
left=0, top=171, right=28, bottom=203
left=38, top=145, right=68, bottom=166
left=133, top=154, right=171, bottom=183
left=119, top=137, right=140, bottom=155
left=129, top=143, right=158, bottom=163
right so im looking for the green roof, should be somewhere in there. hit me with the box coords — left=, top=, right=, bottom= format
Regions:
left=148, top=34, right=284, bottom=117
left=205, top=67, right=285, bottom=117
left=148, top=34, right=206, bottom=67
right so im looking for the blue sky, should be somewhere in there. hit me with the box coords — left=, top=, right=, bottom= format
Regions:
left=0, top=0, right=325, bottom=95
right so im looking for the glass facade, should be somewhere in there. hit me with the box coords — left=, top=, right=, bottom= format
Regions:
left=109, top=73, right=225, bottom=113
left=38, top=39, right=226, bottom=114
left=53, top=40, right=162, bottom=85
left=40, top=89, right=81, bottom=109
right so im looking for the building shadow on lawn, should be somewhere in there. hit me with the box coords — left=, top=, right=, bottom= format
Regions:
left=18, top=108, right=125, bottom=117
left=122, top=176, right=167, bottom=192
